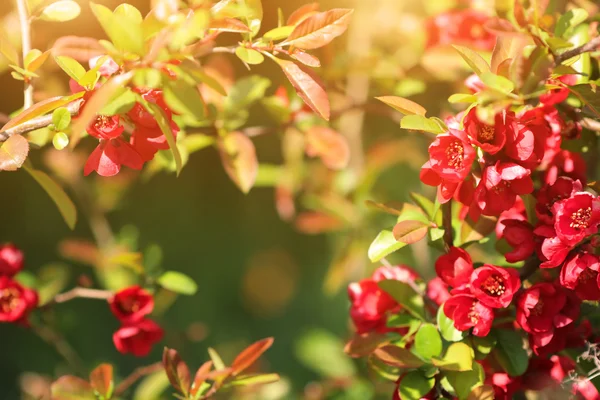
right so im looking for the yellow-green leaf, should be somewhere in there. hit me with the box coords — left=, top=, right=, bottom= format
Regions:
left=453, top=45, right=491, bottom=77
left=235, top=47, right=265, bottom=65
left=39, top=0, right=81, bottom=22
left=283, top=9, right=353, bottom=50
left=55, top=55, right=86, bottom=82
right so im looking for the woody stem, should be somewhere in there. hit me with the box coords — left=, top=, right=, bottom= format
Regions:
left=555, top=35, right=600, bottom=65
left=51, top=287, right=112, bottom=305
left=15, top=0, right=33, bottom=109
left=114, top=362, right=163, bottom=396
left=442, top=201, right=453, bottom=251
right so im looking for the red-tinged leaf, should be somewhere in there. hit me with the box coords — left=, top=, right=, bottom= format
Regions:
left=461, top=215, right=497, bottom=244
left=392, top=220, right=429, bottom=244
left=51, top=376, right=95, bottom=400
left=290, top=50, right=321, bottom=67
left=373, top=345, right=426, bottom=368
left=229, top=373, right=280, bottom=387
left=277, top=59, right=330, bottom=120
left=89, top=364, right=113, bottom=399
left=305, top=126, right=349, bottom=169
left=295, top=211, right=345, bottom=234
left=52, top=36, right=104, bottom=62
left=218, top=132, right=258, bottom=194
left=376, top=96, right=426, bottom=116
left=0, top=135, right=29, bottom=171
left=209, top=18, right=251, bottom=33
left=365, top=200, right=403, bottom=216
left=491, top=36, right=529, bottom=74
left=468, top=384, right=495, bottom=400
left=70, top=72, right=133, bottom=148
left=26, top=50, right=51, bottom=73
left=344, top=332, right=389, bottom=358
left=452, top=45, right=491, bottom=77
left=231, top=337, right=274, bottom=375
left=287, top=2, right=319, bottom=26
left=284, top=9, right=353, bottom=49
left=484, top=18, right=525, bottom=37
left=190, top=361, right=213, bottom=398
left=1, top=93, right=84, bottom=132
left=163, top=347, right=191, bottom=396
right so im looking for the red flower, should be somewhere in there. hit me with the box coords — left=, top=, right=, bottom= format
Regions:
left=560, top=252, right=600, bottom=301
left=572, top=378, right=600, bottom=400
left=435, top=247, right=473, bottom=287
left=469, top=265, right=520, bottom=308
left=347, top=265, right=419, bottom=334
left=474, top=162, right=533, bottom=216
left=502, top=220, right=535, bottom=263
left=536, top=177, right=582, bottom=224
left=87, top=114, right=124, bottom=140
left=130, top=122, right=179, bottom=162
left=0, top=276, right=38, bottom=323
left=0, top=244, right=24, bottom=277
left=465, top=74, right=485, bottom=93
left=530, top=320, right=591, bottom=356
left=425, top=10, right=495, bottom=51
left=540, top=75, right=577, bottom=106
left=505, top=108, right=551, bottom=168
left=443, top=294, right=494, bottom=336
left=113, top=319, right=164, bottom=357
left=109, top=286, right=154, bottom=325
left=427, top=129, right=475, bottom=182
left=544, top=150, right=587, bottom=186
left=84, top=138, right=144, bottom=177
left=516, top=283, right=579, bottom=334
left=539, top=233, right=572, bottom=269
left=426, top=277, right=451, bottom=306
left=89, top=55, right=119, bottom=77
left=496, top=197, right=526, bottom=238
left=487, top=373, right=521, bottom=400
left=464, top=109, right=509, bottom=154
left=420, top=161, right=461, bottom=204
left=553, top=192, right=600, bottom=247
left=521, top=355, right=575, bottom=391
left=128, top=89, right=173, bottom=129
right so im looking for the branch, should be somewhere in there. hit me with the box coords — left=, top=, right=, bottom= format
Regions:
left=32, top=322, right=85, bottom=373
left=51, top=287, right=112, bottom=305
left=15, top=0, right=33, bottom=109
left=114, top=362, right=164, bottom=396
left=555, top=36, right=600, bottom=65
left=519, top=256, right=539, bottom=280
left=442, top=201, right=453, bottom=251
left=0, top=99, right=82, bottom=142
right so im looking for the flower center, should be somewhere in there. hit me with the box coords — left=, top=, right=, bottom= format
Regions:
left=0, top=288, right=20, bottom=313
left=446, top=141, right=464, bottom=169
left=94, top=115, right=112, bottom=130
left=478, top=125, right=495, bottom=142
left=470, top=25, right=485, bottom=39
left=530, top=299, right=544, bottom=316
left=570, top=207, right=592, bottom=230
left=579, top=268, right=597, bottom=284
left=468, top=303, right=479, bottom=324
left=481, top=274, right=506, bottom=297
left=119, top=298, right=141, bottom=314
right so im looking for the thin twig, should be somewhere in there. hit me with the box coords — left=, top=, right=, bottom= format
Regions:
left=519, top=257, right=539, bottom=280
left=0, top=100, right=82, bottom=142
left=32, top=322, right=85, bottom=373
left=52, top=287, right=112, bottom=304
left=15, top=0, right=33, bottom=109
left=582, top=118, right=600, bottom=132
left=555, top=36, right=600, bottom=64
left=114, top=362, right=164, bottom=396
left=441, top=201, right=453, bottom=251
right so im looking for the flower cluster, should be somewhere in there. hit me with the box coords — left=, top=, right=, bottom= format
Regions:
left=425, top=9, right=496, bottom=51
left=108, top=286, right=163, bottom=357
left=0, top=244, right=38, bottom=325
left=73, top=57, right=179, bottom=177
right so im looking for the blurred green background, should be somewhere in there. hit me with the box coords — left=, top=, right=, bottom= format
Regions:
left=0, top=0, right=443, bottom=398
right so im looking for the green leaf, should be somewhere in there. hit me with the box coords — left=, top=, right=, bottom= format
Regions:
left=386, top=313, right=415, bottom=328
left=368, top=229, right=407, bottom=262
left=376, top=96, right=426, bottom=116
left=493, top=329, right=529, bottom=376
left=52, top=132, right=69, bottom=150
left=432, top=342, right=474, bottom=372
left=398, top=371, right=435, bottom=400
left=235, top=47, right=265, bottom=65
left=39, top=0, right=81, bottom=22
left=449, top=94, right=477, bottom=104
left=445, top=361, right=484, bottom=400
left=480, top=72, right=514, bottom=94
left=400, top=115, right=447, bottom=134
left=374, top=345, right=425, bottom=368
left=55, top=56, right=86, bottom=82
left=229, top=373, right=280, bottom=387
left=263, top=26, right=294, bottom=41
left=144, top=101, right=182, bottom=175
left=157, top=271, right=198, bottom=295
left=163, top=79, right=206, bottom=121
left=437, top=304, right=466, bottom=342
left=133, top=372, right=170, bottom=400
left=224, top=75, right=271, bottom=115
left=452, top=45, right=491, bottom=77
left=377, top=280, right=426, bottom=320
left=23, top=163, right=77, bottom=229
left=89, top=364, right=114, bottom=400
left=295, top=329, right=356, bottom=378
left=555, top=8, right=589, bottom=38
left=472, top=333, right=497, bottom=360
left=414, top=323, right=442, bottom=360
left=569, top=83, right=600, bottom=118
left=52, top=108, right=71, bottom=131
left=245, top=0, right=263, bottom=37
left=90, top=2, right=144, bottom=55
left=100, top=87, right=137, bottom=115
left=208, top=348, right=226, bottom=370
